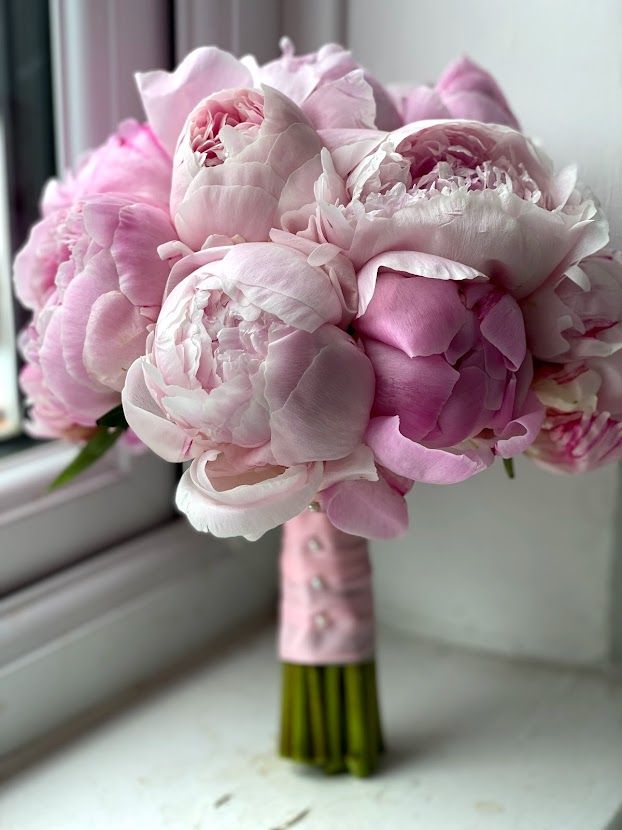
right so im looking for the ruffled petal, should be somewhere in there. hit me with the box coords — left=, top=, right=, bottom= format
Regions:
left=323, top=473, right=409, bottom=539
left=176, top=455, right=324, bottom=540
left=136, top=47, right=252, bottom=153
left=366, top=415, right=493, bottom=484
left=121, top=358, right=195, bottom=462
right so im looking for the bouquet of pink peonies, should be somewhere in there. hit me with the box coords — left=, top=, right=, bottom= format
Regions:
left=15, top=39, right=622, bottom=776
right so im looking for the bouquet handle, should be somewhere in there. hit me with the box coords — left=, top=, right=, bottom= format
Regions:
left=278, top=508, right=384, bottom=776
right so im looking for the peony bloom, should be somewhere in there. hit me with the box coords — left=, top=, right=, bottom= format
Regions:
left=122, top=242, right=383, bottom=540
left=170, top=86, right=323, bottom=251
left=15, top=194, right=177, bottom=439
left=529, top=363, right=622, bottom=473
left=523, top=249, right=622, bottom=362
left=390, top=56, right=519, bottom=129
left=351, top=252, right=544, bottom=484
left=248, top=38, right=401, bottom=131
left=136, top=40, right=399, bottom=158
left=294, top=120, right=607, bottom=301
left=42, top=119, right=171, bottom=215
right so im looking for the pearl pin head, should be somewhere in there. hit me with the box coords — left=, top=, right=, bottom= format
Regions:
left=313, top=612, right=329, bottom=630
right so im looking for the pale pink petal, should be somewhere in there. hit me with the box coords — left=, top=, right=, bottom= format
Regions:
left=266, top=327, right=375, bottom=465
left=174, top=185, right=278, bottom=249
left=212, top=243, right=344, bottom=331
left=136, top=47, right=252, bottom=153
left=176, top=455, right=324, bottom=540
left=356, top=249, right=485, bottom=317
left=366, top=415, right=493, bottom=484
left=479, top=293, right=526, bottom=371
left=319, top=444, right=378, bottom=490
left=59, top=249, right=119, bottom=385
left=494, top=391, right=545, bottom=458
left=40, top=309, right=117, bottom=422
left=323, top=474, right=408, bottom=539
left=122, top=358, right=194, bottom=462
left=84, top=292, right=149, bottom=391
left=302, top=70, right=376, bottom=129
left=112, top=204, right=176, bottom=307
left=348, top=189, right=608, bottom=297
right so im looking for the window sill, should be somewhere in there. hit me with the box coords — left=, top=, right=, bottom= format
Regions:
left=2, top=624, right=621, bottom=829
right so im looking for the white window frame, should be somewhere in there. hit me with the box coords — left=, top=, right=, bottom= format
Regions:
left=0, top=0, right=177, bottom=589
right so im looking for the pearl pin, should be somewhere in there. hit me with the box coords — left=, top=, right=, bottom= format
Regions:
left=314, top=612, right=329, bottom=630
left=307, top=501, right=320, bottom=512
left=309, top=575, right=325, bottom=592
left=307, top=536, right=322, bottom=553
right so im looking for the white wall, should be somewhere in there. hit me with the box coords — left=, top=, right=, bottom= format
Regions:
left=342, top=0, right=622, bottom=663
left=348, top=0, right=622, bottom=246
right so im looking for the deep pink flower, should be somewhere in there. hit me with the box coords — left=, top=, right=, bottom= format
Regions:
left=390, top=56, right=519, bottom=129
left=352, top=252, right=544, bottom=484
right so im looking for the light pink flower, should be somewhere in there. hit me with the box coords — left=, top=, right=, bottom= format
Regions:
left=248, top=38, right=401, bottom=131
left=122, top=243, right=378, bottom=539
left=390, top=57, right=519, bottom=129
left=42, top=119, right=171, bottom=215
left=293, top=120, right=607, bottom=301
left=529, top=363, right=622, bottom=473
left=351, top=252, right=544, bottom=484
left=15, top=195, right=176, bottom=440
left=136, top=47, right=254, bottom=154
left=170, top=86, right=323, bottom=251
left=523, top=249, right=622, bottom=362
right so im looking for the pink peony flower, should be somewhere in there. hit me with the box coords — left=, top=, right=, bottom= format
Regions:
left=523, top=249, right=622, bottom=362
left=529, top=363, right=622, bottom=473
left=15, top=194, right=177, bottom=440
left=122, top=243, right=381, bottom=539
left=351, top=252, right=544, bottom=484
left=136, top=47, right=254, bottom=154
left=42, top=119, right=171, bottom=215
left=249, top=38, right=401, bottom=131
left=170, top=86, right=323, bottom=251
left=390, top=57, right=519, bottom=129
left=294, top=120, right=607, bottom=301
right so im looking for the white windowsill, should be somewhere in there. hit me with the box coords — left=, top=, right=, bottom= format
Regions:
left=1, top=624, right=621, bottom=830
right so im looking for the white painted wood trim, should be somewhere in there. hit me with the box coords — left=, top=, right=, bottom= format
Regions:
left=0, top=442, right=176, bottom=592
left=0, top=519, right=279, bottom=757
left=49, top=0, right=170, bottom=171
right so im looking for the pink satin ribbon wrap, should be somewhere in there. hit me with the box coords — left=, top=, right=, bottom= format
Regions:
left=278, top=509, right=375, bottom=664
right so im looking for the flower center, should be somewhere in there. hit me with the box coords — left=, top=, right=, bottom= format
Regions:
left=188, top=89, right=264, bottom=168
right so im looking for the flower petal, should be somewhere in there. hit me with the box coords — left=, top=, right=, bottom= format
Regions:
left=366, top=415, right=492, bottom=484
left=176, top=455, right=324, bottom=540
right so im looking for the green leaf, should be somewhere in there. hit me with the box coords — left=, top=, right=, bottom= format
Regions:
left=502, top=457, right=515, bottom=480
left=96, top=404, right=128, bottom=429
left=49, top=427, right=125, bottom=490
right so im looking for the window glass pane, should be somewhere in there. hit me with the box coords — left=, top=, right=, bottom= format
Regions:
left=0, top=0, right=56, bottom=441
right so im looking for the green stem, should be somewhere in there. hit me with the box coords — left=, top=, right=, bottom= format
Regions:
left=279, top=661, right=383, bottom=777
left=279, top=663, right=293, bottom=757
left=324, top=665, right=346, bottom=774
left=290, top=664, right=310, bottom=762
